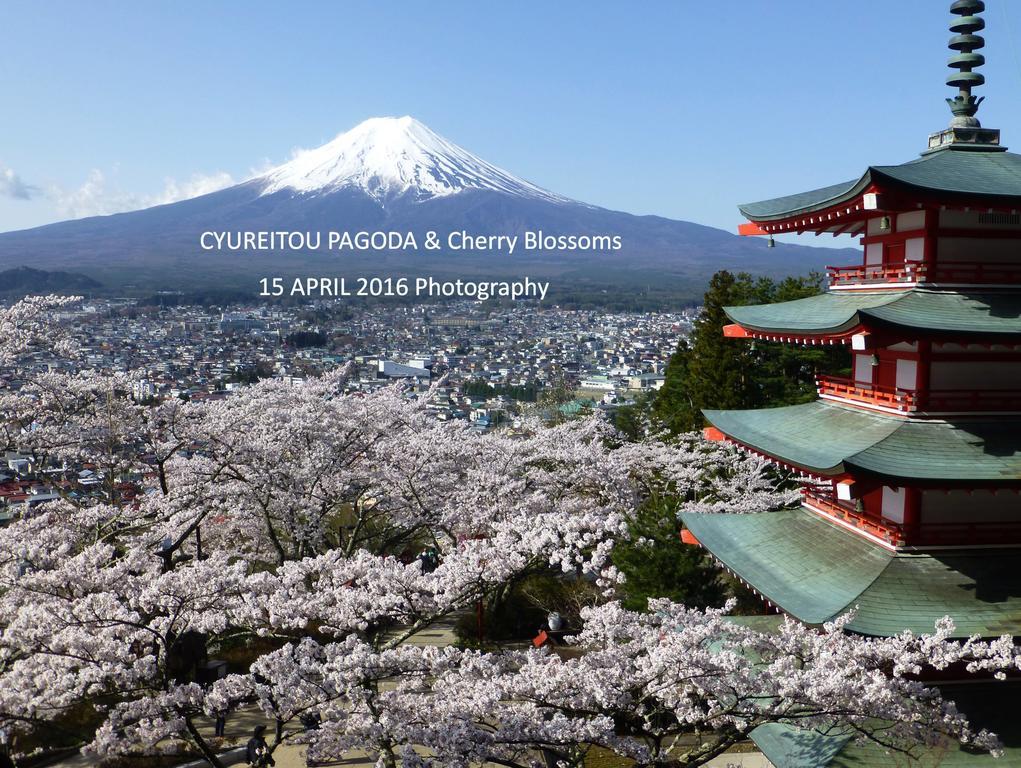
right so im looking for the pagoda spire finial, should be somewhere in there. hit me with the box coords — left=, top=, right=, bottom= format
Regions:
left=946, top=0, right=986, bottom=126
left=926, top=0, right=1003, bottom=151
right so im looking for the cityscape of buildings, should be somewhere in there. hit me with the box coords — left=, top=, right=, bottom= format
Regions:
left=0, top=298, right=694, bottom=520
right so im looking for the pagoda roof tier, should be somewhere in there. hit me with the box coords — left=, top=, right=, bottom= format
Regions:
left=680, top=507, right=1021, bottom=638
left=739, top=147, right=1021, bottom=224
left=751, top=683, right=1021, bottom=766
left=724, top=289, right=1021, bottom=341
left=704, top=401, right=1021, bottom=481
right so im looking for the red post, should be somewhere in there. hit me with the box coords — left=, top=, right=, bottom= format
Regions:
left=923, top=207, right=938, bottom=272
left=476, top=599, right=484, bottom=645
left=916, top=340, right=932, bottom=411
left=903, top=487, right=922, bottom=544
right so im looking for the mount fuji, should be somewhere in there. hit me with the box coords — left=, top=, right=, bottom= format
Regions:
left=0, top=117, right=855, bottom=296
left=257, top=116, right=573, bottom=205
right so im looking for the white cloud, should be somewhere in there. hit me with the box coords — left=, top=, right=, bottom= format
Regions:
left=153, top=171, right=236, bottom=206
left=51, top=169, right=118, bottom=219
left=0, top=166, right=38, bottom=200
left=52, top=169, right=237, bottom=219
left=247, top=158, right=277, bottom=178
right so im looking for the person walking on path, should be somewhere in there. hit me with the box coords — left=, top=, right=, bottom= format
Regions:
left=213, top=710, right=226, bottom=738
left=245, top=724, right=275, bottom=767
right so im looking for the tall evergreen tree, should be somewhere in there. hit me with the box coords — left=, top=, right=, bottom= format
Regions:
left=654, top=270, right=846, bottom=434
left=654, top=271, right=754, bottom=432
left=651, top=338, right=695, bottom=434
left=612, top=499, right=726, bottom=611
left=683, top=270, right=758, bottom=414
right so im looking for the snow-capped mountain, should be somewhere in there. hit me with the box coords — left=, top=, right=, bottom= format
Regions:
left=0, top=117, right=855, bottom=294
left=258, top=116, right=573, bottom=204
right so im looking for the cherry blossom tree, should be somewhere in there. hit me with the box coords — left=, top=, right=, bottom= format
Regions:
left=0, top=295, right=1017, bottom=767
left=243, top=604, right=1017, bottom=768
left=0, top=355, right=644, bottom=763
left=0, top=294, right=78, bottom=365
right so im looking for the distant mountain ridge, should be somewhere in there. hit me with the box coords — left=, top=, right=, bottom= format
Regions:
left=0, top=117, right=858, bottom=294
left=0, top=266, right=101, bottom=296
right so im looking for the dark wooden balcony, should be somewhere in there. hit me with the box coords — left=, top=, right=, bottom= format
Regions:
left=916, top=519, right=1021, bottom=546
left=924, top=390, right=1021, bottom=412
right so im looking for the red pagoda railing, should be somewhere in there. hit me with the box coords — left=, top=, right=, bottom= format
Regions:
left=925, top=390, right=1021, bottom=412
left=816, top=376, right=1021, bottom=413
left=802, top=487, right=905, bottom=546
left=815, top=375, right=918, bottom=412
left=915, top=520, right=1021, bottom=546
left=828, top=260, right=1021, bottom=287
left=927, top=261, right=1021, bottom=284
left=804, top=487, right=1021, bottom=547
left=826, top=263, right=924, bottom=286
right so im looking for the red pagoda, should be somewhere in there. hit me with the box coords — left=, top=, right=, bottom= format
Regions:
left=682, top=1, right=1021, bottom=763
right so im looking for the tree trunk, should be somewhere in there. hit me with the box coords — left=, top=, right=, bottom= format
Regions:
left=184, top=716, right=226, bottom=768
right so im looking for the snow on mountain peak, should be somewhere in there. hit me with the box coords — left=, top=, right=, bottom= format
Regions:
left=256, top=116, right=572, bottom=204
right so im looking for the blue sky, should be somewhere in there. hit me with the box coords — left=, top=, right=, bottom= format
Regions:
left=3, top=0, right=1021, bottom=242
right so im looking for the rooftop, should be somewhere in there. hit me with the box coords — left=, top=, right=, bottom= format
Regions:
left=704, top=400, right=1021, bottom=481
left=681, top=507, right=1021, bottom=638
left=739, top=148, right=1021, bottom=222
left=739, top=0, right=1018, bottom=228
left=724, top=289, right=1021, bottom=340
left=751, top=683, right=1021, bottom=766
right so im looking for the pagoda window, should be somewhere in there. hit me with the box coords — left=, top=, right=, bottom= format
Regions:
left=882, top=486, right=907, bottom=525
left=897, top=210, right=926, bottom=232
left=853, top=353, right=874, bottom=384
left=895, top=358, right=918, bottom=390
left=905, top=237, right=925, bottom=262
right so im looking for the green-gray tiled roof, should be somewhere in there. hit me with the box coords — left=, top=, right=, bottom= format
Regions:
left=725, top=290, right=1021, bottom=338
left=739, top=148, right=1021, bottom=221
left=703, top=401, right=1021, bottom=481
left=739, top=179, right=863, bottom=221
left=680, top=508, right=1021, bottom=638
left=750, top=724, right=851, bottom=768
left=751, top=683, right=1021, bottom=766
